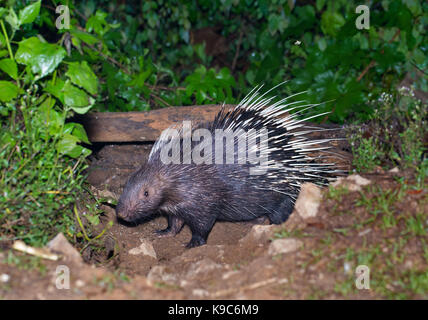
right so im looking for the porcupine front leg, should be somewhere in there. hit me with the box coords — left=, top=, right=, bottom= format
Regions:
left=155, top=215, right=185, bottom=237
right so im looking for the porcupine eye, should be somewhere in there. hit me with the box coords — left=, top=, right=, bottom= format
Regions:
left=144, top=191, right=149, bottom=197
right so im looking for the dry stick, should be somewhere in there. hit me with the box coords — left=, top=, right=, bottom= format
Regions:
left=232, top=29, right=244, bottom=72
left=150, top=92, right=172, bottom=108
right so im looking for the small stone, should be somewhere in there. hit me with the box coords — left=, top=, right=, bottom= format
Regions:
left=268, top=238, right=303, bottom=255
left=389, top=167, right=399, bottom=173
left=187, top=258, right=221, bottom=278
left=222, top=270, right=239, bottom=280
left=295, top=183, right=322, bottom=219
left=128, top=239, right=157, bottom=259
left=331, top=174, right=371, bottom=192
left=239, top=224, right=276, bottom=244
left=0, top=274, right=10, bottom=283
left=47, top=233, right=83, bottom=264
left=75, top=280, right=85, bottom=288
left=147, top=265, right=177, bottom=284
left=192, top=289, right=210, bottom=298
left=348, top=174, right=371, bottom=186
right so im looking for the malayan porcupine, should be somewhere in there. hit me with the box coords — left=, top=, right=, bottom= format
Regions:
left=116, top=85, right=342, bottom=248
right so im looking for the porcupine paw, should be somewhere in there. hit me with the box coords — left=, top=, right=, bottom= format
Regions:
left=185, top=236, right=207, bottom=248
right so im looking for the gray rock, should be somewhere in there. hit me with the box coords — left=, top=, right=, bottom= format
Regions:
left=128, top=239, right=157, bottom=259
left=268, top=238, right=303, bottom=255
left=295, top=183, right=322, bottom=219
left=47, top=233, right=83, bottom=264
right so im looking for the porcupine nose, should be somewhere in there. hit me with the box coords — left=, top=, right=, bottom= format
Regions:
left=116, top=202, right=129, bottom=220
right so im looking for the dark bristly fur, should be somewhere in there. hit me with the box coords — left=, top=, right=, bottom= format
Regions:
left=116, top=86, right=341, bottom=248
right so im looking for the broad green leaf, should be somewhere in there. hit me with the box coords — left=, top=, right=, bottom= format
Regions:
left=63, top=81, right=90, bottom=108
left=70, top=29, right=99, bottom=45
left=65, top=61, right=98, bottom=95
left=0, top=8, right=7, bottom=18
left=70, top=104, right=94, bottom=114
left=37, top=98, right=63, bottom=136
left=64, top=122, right=91, bottom=144
left=15, top=37, right=66, bottom=79
left=0, top=50, right=9, bottom=58
left=5, top=9, right=19, bottom=31
left=0, top=58, right=18, bottom=79
left=0, top=81, right=19, bottom=102
left=19, top=0, right=41, bottom=25
left=44, top=79, right=65, bottom=104
left=56, top=133, right=79, bottom=155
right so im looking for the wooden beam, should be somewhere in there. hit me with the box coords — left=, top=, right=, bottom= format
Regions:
left=77, top=104, right=235, bottom=143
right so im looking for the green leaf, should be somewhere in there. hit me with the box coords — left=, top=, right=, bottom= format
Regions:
left=63, top=81, right=92, bottom=111
left=37, top=98, right=64, bottom=136
left=65, top=61, right=98, bottom=95
left=44, top=79, right=65, bottom=104
left=0, top=81, right=19, bottom=102
left=64, top=122, right=91, bottom=144
left=0, top=58, right=18, bottom=79
left=15, top=37, right=66, bottom=79
left=70, top=29, right=100, bottom=45
left=19, top=0, right=41, bottom=25
left=0, top=8, right=7, bottom=18
left=321, top=11, right=345, bottom=37
left=56, top=133, right=79, bottom=156
left=5, top=9, right=19, bottom=31
left=316, top=0, right=326, bottom=11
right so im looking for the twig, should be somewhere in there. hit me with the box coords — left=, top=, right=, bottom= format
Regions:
left=232, top=29, right=244, bottom=71
left=150, top=92, right=172, bottom=108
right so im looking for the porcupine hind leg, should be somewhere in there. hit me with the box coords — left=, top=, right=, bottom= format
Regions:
left=267, top=197, right=294, bottom=224
left=184, top=214, right=216, bottom=248
left=155, top=215, right=185, bottom=237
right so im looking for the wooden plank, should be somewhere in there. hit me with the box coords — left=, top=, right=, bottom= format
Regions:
left=77, top=104, right=235, bottom=143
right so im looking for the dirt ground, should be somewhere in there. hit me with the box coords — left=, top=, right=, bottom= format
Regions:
left=0, top=137, right=427, bottom=300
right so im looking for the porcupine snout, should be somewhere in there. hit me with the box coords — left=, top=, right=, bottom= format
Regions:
left=115, top=194, right=137, bottom=222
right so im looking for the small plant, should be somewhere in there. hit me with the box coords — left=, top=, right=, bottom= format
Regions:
left=350, top=88, right=427, bottom=178
left=0, top=1, right=98, bottom=246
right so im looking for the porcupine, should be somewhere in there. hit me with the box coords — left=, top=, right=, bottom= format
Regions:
left=116, top=85, right=341, bottom=248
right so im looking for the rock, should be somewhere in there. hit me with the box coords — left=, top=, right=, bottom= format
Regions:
left=268, top=238, right=303, bottom=255
left=0, top=274, right=10, bottom=283
left=239, top=224, right=276, bottom=244
left=75, top=280, right=85, bottom=288
left=222, top=270, right=239, bottom=280
left=147, top=265, right=177, bottom=284
left=331, top=174, right=371, bottom=192
left=192, top=289, right=210, bottom=298
left=128, top=239, right=157, bottom=259
left=295, top=183, right=322, bottom=219
left=47, top=233, right=83, bottom=264
left=186, top=258, right=222, bottom=278
left=389, top=167, right=399, bottom=173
